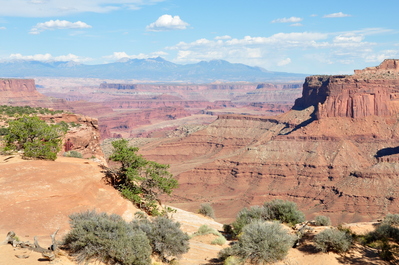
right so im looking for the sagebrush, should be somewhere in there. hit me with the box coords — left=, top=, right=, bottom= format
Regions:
left=219, top=221, right=295, bottom=264
left=231, top=200, right=305, bottom=236
left=131, top=216, right=190, bottom=262
left=198, top=203, right=215, bottom=219
left=64, top=211, right=190, bottom=264
left=63, top=210, right=151, bottom=265
left=314, top=215, right=331, bottom=226
left=314, top=228, right=352, bottom=253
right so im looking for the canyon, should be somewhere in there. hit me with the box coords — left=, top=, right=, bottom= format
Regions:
left=1, top=60, right=399, bottom=226
left=135, top=59, right=399, bottom=225
left=34, top=78, right=302, bottom=138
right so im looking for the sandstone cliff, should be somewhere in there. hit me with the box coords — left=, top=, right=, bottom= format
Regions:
left=40, top=113, right=105, bottom=160
left=294, top=59, right=399, bottom=119
left=139, top=60, right=399, bottom=225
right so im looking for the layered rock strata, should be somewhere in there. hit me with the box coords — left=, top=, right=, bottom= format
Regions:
left=140, top=60, right=399, bottom=224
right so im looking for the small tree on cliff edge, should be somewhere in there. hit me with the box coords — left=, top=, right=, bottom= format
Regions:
left=4, top=115, right=65, bottom=160
left=108, top=139, right=178, bottom=215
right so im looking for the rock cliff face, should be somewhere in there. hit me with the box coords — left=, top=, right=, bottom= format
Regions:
left=294, top=59, right=399, bottom=119
left=40, top=113, right=105, bottom=160
left=139, top=60, right=399, bottom=224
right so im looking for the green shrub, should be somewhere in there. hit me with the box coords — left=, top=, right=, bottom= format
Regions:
left=383, top=214, right=399, bottom=226
left=211, top=236, right=226, bottom=245
left=198, top=203, right=215, bottom=219
left=314, top=228, right=352, bottom=253
left=64, top=150, right=83, bottom=158
left=131, top=217, right=190, bottom=262
left=232, top=205, right=267, bottom=236
left=194, top=225, right=222, bottom=237
left=0, top=127, right=9, bottom=136
left=4, top=115, right=64, bottom=160
left=263, top=199, right=305, bottom=225
left=223, top=256, right=243, bottom=265
left=367, top=224, right=399, bottom=243
left=231, top=200, right=305, bottom=236
left=63, top=210, right=151, bottom=265
left=314, top=215, right=331, bottom=226
left=220, top=221, right=295, bottom=264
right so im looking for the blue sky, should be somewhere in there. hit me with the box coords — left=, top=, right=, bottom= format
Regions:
left=0, top=0, right=398, bottom=75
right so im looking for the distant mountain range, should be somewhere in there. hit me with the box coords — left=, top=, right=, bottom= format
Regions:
left=0, top=57, right=308, bottom=82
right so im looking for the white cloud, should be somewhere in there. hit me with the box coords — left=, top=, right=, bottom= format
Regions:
left=8, top=53, right=91, bottom=62
left=290, top=23, right=303, bottom=27
left=30, top=19, right=92, bottom=34
left=146, top=14, right=189, bottom=31
left=215, top=35, right=232, bottom=40
left=165, top=32, right=330, bottom=69
left=323, top=12, right=351, bottom=18
left=333, top=34, right=364, bottom=43
left=164, top=28, right=393, bottom=71
left=0, top=26, right=5, bottom=30
left=364, top=50, right=399, bottom=63
left=0, top=0, right=165, bottom=17
left=278, top=58, right=291, bottom=66
left=271, top=17, right=303, bottom=23
left=103, top=51, right=168, bottom=61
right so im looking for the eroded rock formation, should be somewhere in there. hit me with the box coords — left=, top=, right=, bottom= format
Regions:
left=139, top=60, right=399, bottom=224
left=294, top=59, right=399, bottom=119
left=40, top=113, right=105, bottom=160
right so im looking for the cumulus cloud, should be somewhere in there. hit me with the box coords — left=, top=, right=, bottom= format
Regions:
left=323, top=12, right=351, bottom=18
left=215, top=35, right=232, bottom=40
left=290, top=23, right=303, bottom=27
left=0, top=26, right=5, bottom=30
left=9, top=53, right=91, bottom=62
left=146, top=14, right=189, bottom=31
left=103, top=51, right=168, bottom=61
left=30, top=19, right=92, bottom=34
left=271, top=17, right=303, bottom=23
left=0, top=0, right=164, bottom=17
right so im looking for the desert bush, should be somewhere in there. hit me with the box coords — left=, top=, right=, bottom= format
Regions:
left=263, top=199, right=305, bottom=225
left=198, top=203, right=215, bottom=219
left=211, top=236, right=227, bottom=245
left=0, top=127, right=9, bottom=136
left=314, top=228, right=352, bottom=253
left=4, top=115, right=65, bottom=160
left=132, top=217, right=190, bottom=262
left=64, top=150, right=83, bottom=158
left=220, top=221, right=295, bottom=264
left=231, top=205, right=268, bottom=236
left=194, top=225, right=222, bottom=237
left=366, top=224, right=399, bottom=243
left=223, top=256, right=243, bottom=265
left=63, top=210, right=151, bottom=265
left=314, top=215, right=331, bottom=226
left=192, top=225, right=226, bottom=245
left=231, top=200, right=305, bottom=237
left=382, top=214, right=399, bottom=226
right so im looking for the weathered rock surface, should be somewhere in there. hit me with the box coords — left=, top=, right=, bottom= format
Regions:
left=0, top=155, right=139, bottom=242
left=39, top=113, right=105, bottom=160
left=294, top=59, right=399, bottom=119
left=139, top=60, right=399, bottom=225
